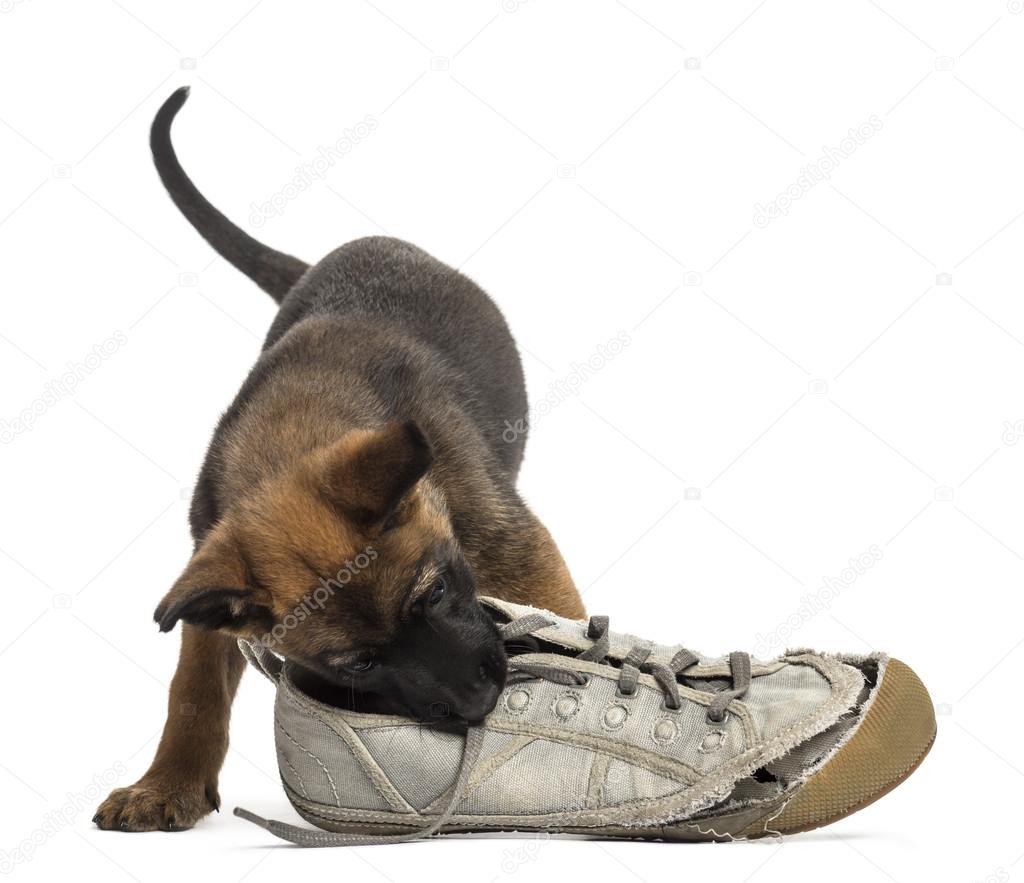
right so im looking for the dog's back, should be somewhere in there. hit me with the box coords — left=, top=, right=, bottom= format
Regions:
left=266, top=235, right=528, bottom=475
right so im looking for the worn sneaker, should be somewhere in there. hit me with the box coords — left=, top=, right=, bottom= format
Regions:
left=235, top=597, right=935, bottom=845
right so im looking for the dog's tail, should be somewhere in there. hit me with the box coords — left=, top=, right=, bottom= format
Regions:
left=151, top=87, right=308, bottom=302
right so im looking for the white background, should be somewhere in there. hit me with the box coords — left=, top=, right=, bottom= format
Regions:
left=1, top=1, right=1022, bottom=881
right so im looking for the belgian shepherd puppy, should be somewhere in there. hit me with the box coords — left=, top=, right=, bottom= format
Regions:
left=93, top=87, right=584, bottom=832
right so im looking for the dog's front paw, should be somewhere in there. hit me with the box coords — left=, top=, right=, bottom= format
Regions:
left=93, top=775, right=219, bottom=832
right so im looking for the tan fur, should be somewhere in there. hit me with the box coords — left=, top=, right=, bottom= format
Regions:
left=97, top=413, right=583, bottom=832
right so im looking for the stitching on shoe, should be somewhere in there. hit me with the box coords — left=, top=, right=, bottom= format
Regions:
left=278, top=744, right=309, bottom=799
left=483, top=719, right=698, bottom=783
left=276, top=720, right=340, bottom=806
left=280, top=683, right=416, bottom=814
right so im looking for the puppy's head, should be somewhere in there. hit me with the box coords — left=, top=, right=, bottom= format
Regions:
left=154, top=421, right=506, bottom=724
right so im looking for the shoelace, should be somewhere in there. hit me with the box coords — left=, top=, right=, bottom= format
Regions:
left=234, top=612, right=752, bottom=846
left=501, top=612, right=752, bottom=723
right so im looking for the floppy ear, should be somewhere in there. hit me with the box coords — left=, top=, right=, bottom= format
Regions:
left=153, top=525, right=273, bottom=635
left=319, top=421, right=434, bottom=527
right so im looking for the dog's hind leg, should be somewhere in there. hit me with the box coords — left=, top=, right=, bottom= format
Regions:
left=93, top=626, right=245, bottom=831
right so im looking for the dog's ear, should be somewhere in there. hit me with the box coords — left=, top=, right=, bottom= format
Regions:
left=153, top=525, right=273, bottom=635
left=318, top=421, right=434, bottom=527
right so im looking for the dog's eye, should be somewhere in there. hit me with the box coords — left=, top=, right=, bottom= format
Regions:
left=341, top=659, right=375, bottom=674
left=428, top=577, right=446, bottom=606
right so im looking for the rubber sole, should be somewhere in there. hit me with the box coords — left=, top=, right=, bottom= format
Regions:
left=743, top=657, right=936, bottom=836
left=288, top=792, right=793, bottom=843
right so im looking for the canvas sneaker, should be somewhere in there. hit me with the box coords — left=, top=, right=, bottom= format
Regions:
left=235, top=597, right=935, bottom=845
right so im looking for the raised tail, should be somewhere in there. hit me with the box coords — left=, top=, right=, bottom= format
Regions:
left=151, top=87, right=308, bottom=302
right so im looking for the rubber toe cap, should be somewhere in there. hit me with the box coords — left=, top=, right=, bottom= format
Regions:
left=751, top=657, right=936, bottom=835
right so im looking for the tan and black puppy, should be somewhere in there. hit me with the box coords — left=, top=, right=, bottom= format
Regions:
left=94, top=87, right=584, bottom=833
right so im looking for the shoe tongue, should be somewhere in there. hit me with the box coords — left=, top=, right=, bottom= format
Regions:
left=480, top=597, right=593, bottom=652
left=478, top=596, right=529, bottom=621
left=480, top=596, right=625, bottom=660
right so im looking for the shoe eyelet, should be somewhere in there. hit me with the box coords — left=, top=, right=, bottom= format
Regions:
left=660, top=698, right=682, bottom=713
left=706, top=710, right=728, bottom=726
left=602, top=702, right=630, bottom=731
left=504, top=688, right=531, bottom=715
left=615, top=686, right=636, bottom=699
left=552, top=692, right=582, bottom=720
left=699, top=730, right=727, bottom=753
left=651, top=716, right=680, bottom=745
left=576, top=674, right=591, bottom=686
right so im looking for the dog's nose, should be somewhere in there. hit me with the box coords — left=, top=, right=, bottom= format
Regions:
left=458, top=679, right=502, bottom=724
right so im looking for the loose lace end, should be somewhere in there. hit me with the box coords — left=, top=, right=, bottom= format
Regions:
left=234, top=806, right=273, bottom=829
left=234, top=727, right=487, bottom=847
